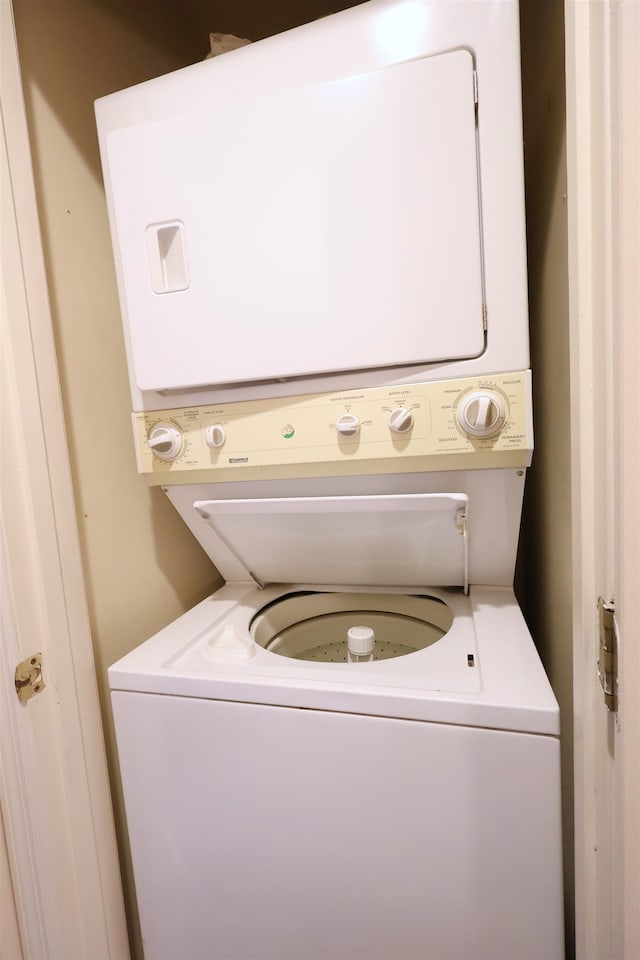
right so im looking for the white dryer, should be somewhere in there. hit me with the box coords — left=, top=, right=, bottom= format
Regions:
left=96, top=1, right=565, bottom=958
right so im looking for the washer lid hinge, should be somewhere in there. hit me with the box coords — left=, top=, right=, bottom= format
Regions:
left=598, top=597, right=618, bottom=711
left=456, top=507, right=469, bottom=595
left=194, top=501, right=265, bottom=589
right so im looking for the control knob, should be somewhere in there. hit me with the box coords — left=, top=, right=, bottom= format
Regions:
left=388, top=407, right=414, bottom=434
left=146, top=422, right=183, bottom=461
left=335, top=413, right=360, bottom=438
left=456, top=390, right=505, bottom=438
left=205, top=424, right=226, bottom=449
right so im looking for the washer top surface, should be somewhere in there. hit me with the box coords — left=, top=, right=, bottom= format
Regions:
left=175, top=586, right=477, bottom=690
left=109, top=584, right=560, bottom=736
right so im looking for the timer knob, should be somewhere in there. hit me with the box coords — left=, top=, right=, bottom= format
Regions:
left=335, top=413, right=360, bottom=439
left=146, top=422, right=183, bottom=461
left=457, top=390, right=505, bottom=438
left=205, top=424, right=226, bottom=449
left=388, top=407, right=414, bottom=434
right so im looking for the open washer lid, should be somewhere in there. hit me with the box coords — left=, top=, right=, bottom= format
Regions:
left=193, top=494, right=469, bottom=592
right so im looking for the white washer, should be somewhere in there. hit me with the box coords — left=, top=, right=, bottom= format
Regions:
left=109, top=480, right=564, bottom=960
left=110, top=560, right=563, bottom=960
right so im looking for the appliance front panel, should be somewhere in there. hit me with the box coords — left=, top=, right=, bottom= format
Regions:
left=112, top=691, right=564, bottom=960
left=106, top=49, right=483, bottom=391
left=132, top=371, right=533, bottom=485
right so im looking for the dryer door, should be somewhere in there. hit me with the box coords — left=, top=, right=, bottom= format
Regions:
left=105, top=48, right=483, bottom=391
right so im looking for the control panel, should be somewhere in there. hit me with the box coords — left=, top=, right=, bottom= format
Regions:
left=132, top=372, right=533, bottom=485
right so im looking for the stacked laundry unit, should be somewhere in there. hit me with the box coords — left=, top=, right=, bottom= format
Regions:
left=96, top=3, right=564, bottom=958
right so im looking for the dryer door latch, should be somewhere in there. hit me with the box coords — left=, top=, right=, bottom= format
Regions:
left=597, top=597, right=618, bottom=712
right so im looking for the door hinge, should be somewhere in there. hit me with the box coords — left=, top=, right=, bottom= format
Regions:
left=597, top=598, right=617, bottom=711
left=14, top=653, right=46, bottom=704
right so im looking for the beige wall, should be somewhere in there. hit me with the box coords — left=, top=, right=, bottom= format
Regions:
left=517, top=0, right=573, bottom=952
left=184, top=0, right=364, bottom=41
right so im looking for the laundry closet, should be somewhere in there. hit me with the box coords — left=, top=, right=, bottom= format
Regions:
left=12, top=1, right=571, bottom=957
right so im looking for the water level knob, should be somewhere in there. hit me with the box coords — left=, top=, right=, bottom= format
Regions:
left=389, top=407, right=414, bottom=434
left=456, top=390, right=505, bottom=438
left=146, top=422, right=183, bottom=461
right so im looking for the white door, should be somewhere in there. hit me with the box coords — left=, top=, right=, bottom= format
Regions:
left=0, top=5, right=129, bottom=957
left=565, top=1, right=640, bottom=957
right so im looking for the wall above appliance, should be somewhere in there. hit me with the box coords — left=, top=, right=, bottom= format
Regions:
left=182, top=0, right=368, bottom=48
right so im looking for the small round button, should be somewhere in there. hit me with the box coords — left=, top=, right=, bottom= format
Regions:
left=388, top=407, right=414, bottom=434
left=335, top=413, right=360, bottom=438
left=205, top=424, right=226, bottom=449
left=146, top=422, right=183, bottom=461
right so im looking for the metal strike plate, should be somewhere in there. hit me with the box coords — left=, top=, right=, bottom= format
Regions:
left=597, top=598, right=617, bottom=712
left=15, top=653, right=45, bottom=704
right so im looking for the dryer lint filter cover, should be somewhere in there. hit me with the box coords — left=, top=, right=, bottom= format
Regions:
left=206, top=624, right=256, bottom=660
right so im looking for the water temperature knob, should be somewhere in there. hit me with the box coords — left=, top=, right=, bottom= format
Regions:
left=388, top=407, right=414, bottom=434
left=335, top=413, right=360, bottom=438
left=146, top=422, right=183, bottom=461
left=457, top=390, right=505, bottom=438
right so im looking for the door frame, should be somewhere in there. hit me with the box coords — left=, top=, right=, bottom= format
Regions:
left=0, top=798, right=22, bottom=959
left=565, top=1, right=640, bottom=957
left=0, top=4, right=129, bottom=957
left=613, top=3, right=640, bottom=954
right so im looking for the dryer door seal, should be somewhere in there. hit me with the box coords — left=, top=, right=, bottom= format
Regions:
left=193, top=493, right=469, bottom=592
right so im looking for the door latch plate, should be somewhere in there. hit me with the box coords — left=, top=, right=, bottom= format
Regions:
left=15, top=653, right=45, bottom=704
left=597, top=598, right=617, bottom=711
